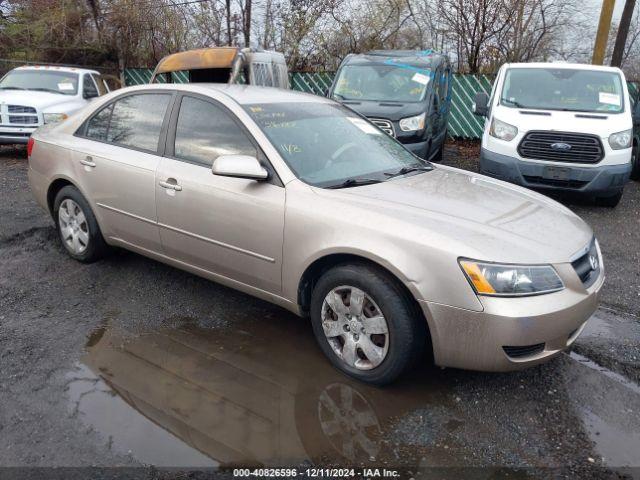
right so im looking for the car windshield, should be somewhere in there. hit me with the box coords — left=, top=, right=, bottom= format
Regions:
left=332, top=64, right=431, bottom=103
left=0, top=70, right=79, bottom=95
left=244, top=102, right=430, bottom=188
left=501, top=68, right=624, bottom=113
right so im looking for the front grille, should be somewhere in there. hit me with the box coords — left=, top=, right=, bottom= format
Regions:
left=503, top=343, right=545, bottom=359
left=8, top=105, right=36, bottom=114
left=369, top=118, right=395, bottom=137
left=9, top=115, right=38, bottom=125
left=522, top=175, right=589, bottom=189
left=518, top=131, right=604, bottom=163
left=571, top=239, right=600, bottom=288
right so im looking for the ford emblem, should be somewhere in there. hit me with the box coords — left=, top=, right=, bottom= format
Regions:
left=550, top=142, right=572, bottom=151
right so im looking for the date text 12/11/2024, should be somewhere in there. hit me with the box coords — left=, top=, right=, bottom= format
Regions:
left=233, top=468, right=401, bottom=477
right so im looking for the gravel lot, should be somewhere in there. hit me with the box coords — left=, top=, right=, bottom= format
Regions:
left=1, top=143, right=639, bottom=478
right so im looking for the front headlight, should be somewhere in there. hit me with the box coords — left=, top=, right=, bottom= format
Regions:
left=399, top=112, right=426, bottom=132
left=459, top=259, right=564, bottom=296
left=608, top=129, right=632, bottom=150
left=43, top=113, right=68, bottom=124
left=489, top=117, right=518, bottom=141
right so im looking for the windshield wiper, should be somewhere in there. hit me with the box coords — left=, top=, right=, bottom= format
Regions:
left=30, top=87, right=65, bottom=94
left=325, top=177, right=382, bottom=189
left=501, top=97, right=527, bottom=108
left=0, top=86, right=26, bottom=90
left=384, top=164, right=432, bottom=179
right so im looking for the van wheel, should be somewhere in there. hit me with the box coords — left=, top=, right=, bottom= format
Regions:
left=596, top=190, right=623, bottom=208
left=53, top=186, right=109, bottom=262
left=631, top=145, right=640, bottom=181
left=309, top=263, right=427, bottom=386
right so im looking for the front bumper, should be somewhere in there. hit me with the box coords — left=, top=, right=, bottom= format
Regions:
left=0, top=126, right=37, bottom=144
left=480, top=148, right=631, bottom=196
left=419, top=263, right=604, bottom=371
left=402, top=139, right=429, bottom=159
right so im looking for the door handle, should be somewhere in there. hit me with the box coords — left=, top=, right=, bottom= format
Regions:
left=80, top=156, right=96, bottom=167
left=159, top=179, right=182, bottom=191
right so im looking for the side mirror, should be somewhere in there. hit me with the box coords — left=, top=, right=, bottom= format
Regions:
left=212, top=155, right=268, bottom=181
left=83, top=91, right=99, bottom=100
left=472, top=92, right=489, bottom=117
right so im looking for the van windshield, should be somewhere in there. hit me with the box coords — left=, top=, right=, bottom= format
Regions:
left=0, top=70, right=79, bottom=95
left=332, top=65, right=431, bottom=103
left=501, top=68, right=624, bottom=113
left=244, top=102, right=429, bottom=188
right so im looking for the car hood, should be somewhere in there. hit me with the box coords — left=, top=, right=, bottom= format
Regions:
left=493, top=105, right=632, bottom=138
left=0, top=90, right=76, bottom=110
left=324, top=165, right=593, bottom=264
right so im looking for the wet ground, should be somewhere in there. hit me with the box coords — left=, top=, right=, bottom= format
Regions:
left=1, top=144, right=640, bottom=478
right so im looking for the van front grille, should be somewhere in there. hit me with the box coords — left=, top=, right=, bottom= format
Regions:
left=369, top=118, right=395, bottom=137
left=518, top=131, right=604, bottom=163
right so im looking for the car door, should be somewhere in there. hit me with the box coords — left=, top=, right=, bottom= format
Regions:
left=72, top=91, right=174, bottom=253
left=155, top=93, right=285, bottom=294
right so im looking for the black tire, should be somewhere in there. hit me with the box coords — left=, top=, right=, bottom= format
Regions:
left=309, top=263, right=428, bottom=386
left=631, top=145, right=640, bottom=181
left=596, top=190, right=623, bottom=208
left=53, top=185, right=110, bottom=262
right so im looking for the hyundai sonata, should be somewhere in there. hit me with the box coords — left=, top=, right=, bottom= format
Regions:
left=28, top=84, right=603, bottom=384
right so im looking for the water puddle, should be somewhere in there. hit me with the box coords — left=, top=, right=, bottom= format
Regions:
left=66, top=310, right=640, bottom=469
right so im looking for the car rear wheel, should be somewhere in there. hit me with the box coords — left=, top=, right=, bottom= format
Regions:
left=53, top=185, right=109, bottom=262
left=310, top=263, right=427, bottom=385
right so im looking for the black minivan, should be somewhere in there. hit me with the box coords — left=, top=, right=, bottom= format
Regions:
left=328, top=50, right=452, bottom=161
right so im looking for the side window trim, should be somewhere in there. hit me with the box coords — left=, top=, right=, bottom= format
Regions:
left=164, top=92, right=283, bottom=187
left=74, top=90, right=178, bottom=156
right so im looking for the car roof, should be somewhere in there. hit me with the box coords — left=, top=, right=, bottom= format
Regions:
left=503, top=62, right=623, bottom=73
left=124, top=83, right=331, bottom=105
left=14, top=65, right=99, bottom=75
left=342, top=50, right=448, bottom=70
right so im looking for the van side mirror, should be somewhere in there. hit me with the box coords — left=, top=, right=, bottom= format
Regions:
left=212, top=155, right=268, bottom=181
left=472, top=92, right=489, bottom=117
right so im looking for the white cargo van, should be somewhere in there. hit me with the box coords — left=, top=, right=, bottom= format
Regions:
left=473, top=63, right=633, bottom=207
left=0, top=65, right=115, bottom=144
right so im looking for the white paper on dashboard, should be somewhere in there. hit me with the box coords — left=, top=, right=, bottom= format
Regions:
left=411, top=73, right=430, bottom=85
left=57, top=83, right=75, bottom=91
left=348, top=117, right=382, bottom=135
left=599, top=92, right=621, bottom=106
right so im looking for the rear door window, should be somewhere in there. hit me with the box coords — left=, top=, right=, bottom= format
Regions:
left=85, top=104, right=113, bottom=141
left=173, top=95, right=256, bottom=166
left=107, top=93, right=171, bottom=152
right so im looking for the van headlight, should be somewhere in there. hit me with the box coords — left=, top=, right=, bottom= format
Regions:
left=43, top=113, right=68, bottom=124
left=608, top=129, right=632, bottom=150
left=399, top=112, right=426, bottom=132
left=489, top=117, right=518, bottom=141
left=459, top=259, right=564, bottom=296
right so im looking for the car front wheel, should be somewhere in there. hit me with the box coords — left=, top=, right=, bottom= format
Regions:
left=310, top=263, right=427, bottom=385
left=53, top=185, right=109, bottom=262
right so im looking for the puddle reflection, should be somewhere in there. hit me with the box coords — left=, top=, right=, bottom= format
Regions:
left=65, top=311, right=640, bottom=470
left=68, top=315, right=458, bottom=468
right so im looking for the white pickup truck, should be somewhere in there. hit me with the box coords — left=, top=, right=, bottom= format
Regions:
left=0, top=65, right=114, bottom=144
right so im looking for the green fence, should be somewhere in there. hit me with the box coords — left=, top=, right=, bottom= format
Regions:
left=124, top=68, right=640, bottom=140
